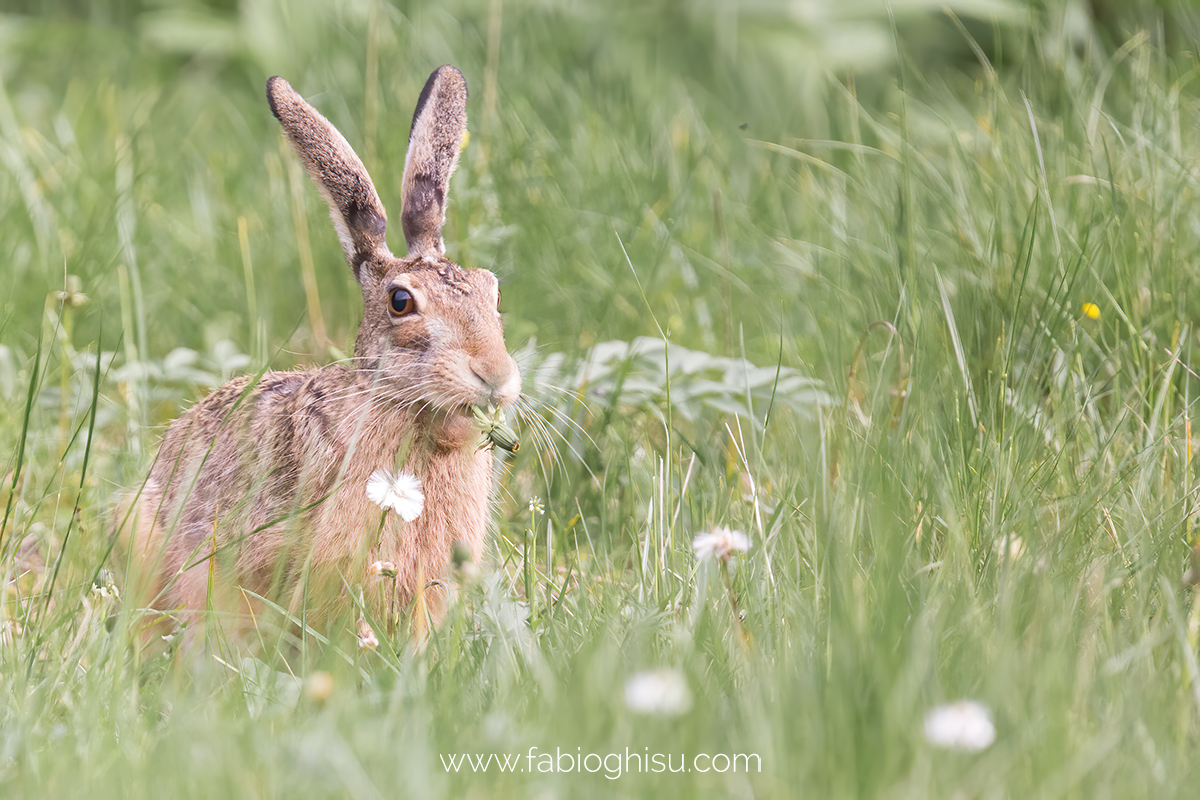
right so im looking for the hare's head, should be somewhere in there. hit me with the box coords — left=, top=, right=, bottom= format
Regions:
left=267, top=67, right=519, bottom=416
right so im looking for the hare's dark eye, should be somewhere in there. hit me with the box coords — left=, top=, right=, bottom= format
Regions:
left=496, top=289, right=503, bottom=310
left=389, top=288, right=416, bottom=317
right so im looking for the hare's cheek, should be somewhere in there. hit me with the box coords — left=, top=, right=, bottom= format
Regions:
left=396, top=332, right=433, bottom=354
left=388, top=319, right=433, bottom=353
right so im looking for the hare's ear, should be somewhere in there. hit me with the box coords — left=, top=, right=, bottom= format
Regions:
left=266, top=77, right=389, bottom=281
left=401, top=66, right=468, bottom=259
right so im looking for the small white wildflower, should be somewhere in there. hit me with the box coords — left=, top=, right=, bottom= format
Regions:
left=692, top=526, right=751, bottom=562
left=456, top=560, right=481, bottom=583
left=0, top=620, right=22, bottom=647
left=740, top=472, right=757, bottom=501
left=624, top=668, right=693, bottom=716
left=924, top=700, right=996, bottom=752
left=994, top=535, right=1025, bottom=562
left=528, top=496, right=544, bottom=516
left=366, top=469, right=424, bottom=521
left=357, top=619, right=379, bottom=650
left=90, top=583, right=120, bottom=601
left=450, top=541, right=481, bottom=583
left=367, top=560, right=398, bottom=579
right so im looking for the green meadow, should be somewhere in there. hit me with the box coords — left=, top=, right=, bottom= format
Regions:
left=4, top=0, right=1200, bottom=796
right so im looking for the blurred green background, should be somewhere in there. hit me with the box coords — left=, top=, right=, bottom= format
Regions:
left=0, top=0, right=1122, bottom=364
left=2, top=0, right=1198, bottom=366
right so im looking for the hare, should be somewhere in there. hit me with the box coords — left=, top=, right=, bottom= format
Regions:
left=118, top=66, right=519, bottom=644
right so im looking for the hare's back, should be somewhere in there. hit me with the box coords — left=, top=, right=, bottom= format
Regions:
left=149, top=368, right=347, bottom=505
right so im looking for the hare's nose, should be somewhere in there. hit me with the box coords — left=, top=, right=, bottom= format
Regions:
left=469, top=353, right=521, bottom=407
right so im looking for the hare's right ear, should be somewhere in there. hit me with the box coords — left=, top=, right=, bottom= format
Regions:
left=267, top=77, right=389, bottom=281
left=401, top=66, right=468, bottom=259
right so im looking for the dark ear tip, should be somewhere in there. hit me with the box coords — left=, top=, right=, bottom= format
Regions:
left=409, top=66, right=467, bottom=142
left=436, top=65, right=467, bottom=96
left=265, top=76, right=287, bottom=120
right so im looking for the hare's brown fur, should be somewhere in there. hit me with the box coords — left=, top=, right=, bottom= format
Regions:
left=118, top=67, right=518, bottom=640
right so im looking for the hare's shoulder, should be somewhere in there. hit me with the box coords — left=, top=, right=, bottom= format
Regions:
left=167, top=366, right=352, bottom=439
left=195, top=365, right=352, bottom=408
left=249, top=366, right=354, bottom=421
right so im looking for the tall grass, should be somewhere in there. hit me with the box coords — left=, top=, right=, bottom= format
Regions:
left=3, top=0, right=1200, bottom=796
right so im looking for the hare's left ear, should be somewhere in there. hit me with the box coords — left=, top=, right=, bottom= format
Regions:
left=266, top=77, right=390, bottom=281
left=401, top=66, right=468, bottom=259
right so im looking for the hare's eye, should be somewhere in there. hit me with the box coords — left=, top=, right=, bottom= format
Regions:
left=389, top=288, right=416, bottom=317
left=496, top=289, right=503, bottom=310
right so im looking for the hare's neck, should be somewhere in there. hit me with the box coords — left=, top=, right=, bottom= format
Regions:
left=339, top=385, right=477, bottom=458
left=306, top=393, right=494, bottom=629
left=380, top=441, right=494, bottom=570
left=328, top=389, right=493, bottom=558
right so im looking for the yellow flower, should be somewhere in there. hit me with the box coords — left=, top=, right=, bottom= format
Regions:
left=1081, top=302, right=1100, bottom=320
left=304, top=671, right=334, bottom=705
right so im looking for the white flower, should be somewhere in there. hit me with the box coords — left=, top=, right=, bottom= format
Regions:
left=692, top=526, right=751, bottom=561
left=623, top=669, right=693, bottom=716
left=924, top=700, right=996, bottom=752
left=90, top=583, right=120, bottom=601
left=366, top=469, right=424, bottom=521
left=367, top=560, right=397, bottom=579
left=357, top=619, right=379, bottom=650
